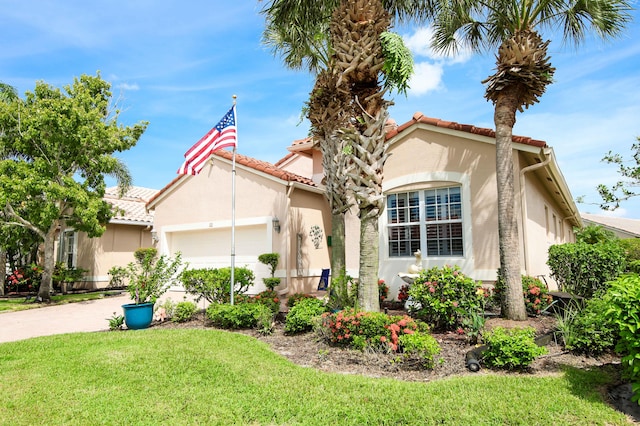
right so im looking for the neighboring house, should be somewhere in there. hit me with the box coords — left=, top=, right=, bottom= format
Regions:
left=581, top=213, right=640, bottom=239
left=147, top=112, right=582, bottom=297
left=56, top=186, right=159, bottom=290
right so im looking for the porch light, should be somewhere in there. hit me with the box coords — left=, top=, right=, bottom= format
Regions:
left=272, top=217, right=281, bottom=233
left=151, top=230, right=159, bottom=243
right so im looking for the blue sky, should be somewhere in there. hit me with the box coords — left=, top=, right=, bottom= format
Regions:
left=2, top=1, right=639, bottom=218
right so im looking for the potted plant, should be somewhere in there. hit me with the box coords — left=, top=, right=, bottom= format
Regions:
left=121, top=248, right=184, bottom=330
left=258, top=253, right=280, bottom=291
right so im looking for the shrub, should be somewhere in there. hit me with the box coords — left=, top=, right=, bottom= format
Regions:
left=482, top=327, right=547, bottom=370
left=258, top=253, right=281, bottom=290
left=206, top=303, right=270, bottom=329
left=326, top=272, right=357, bottom=311
left=378, top=279, right=389, bottom=303
left=156, top=298, right=176, bottom=320
left=247, top=290, right=280, bottom=315
left=547, top=242, right=625, bottom=298
left=286, top=292, right=316, bottom=308
left=574, top=224, right=617, bottom=244
left=494, top=273, right=553, bottom=316
left=319, top=309, right=424, bottom=353
left=618, top=239, right=640, bottom=272
left=172, top=301, right=197, bottom=323
left=180, top=266, right=254, bottom=304
left=397, top=332, right=441, bottom=368
left=107, top=266, right=128, bottom=288
left=407, top=265, right=484, bottom=331
left=397, top=284, right=410, bottom=302
left=555, top=297, right=618, bottom=355
left=284, top=297, right=327, bottom=334
left=605, top=274, right=640, bottom=404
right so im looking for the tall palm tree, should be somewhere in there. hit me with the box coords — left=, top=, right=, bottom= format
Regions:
left=431, top=0, right=632, bottom=319
left=261, top=0, right=415, bottom=311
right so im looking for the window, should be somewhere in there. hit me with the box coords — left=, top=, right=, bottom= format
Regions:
left=387, top=186, right=464, bottom=257
left=60, top=230, right=77, bottom=268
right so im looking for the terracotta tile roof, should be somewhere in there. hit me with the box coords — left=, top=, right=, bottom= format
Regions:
left=146, top=150, right=317, bottom=209
left=105, top=186, right=159, bottom=225
left=386, top=112, right=547, bottom=148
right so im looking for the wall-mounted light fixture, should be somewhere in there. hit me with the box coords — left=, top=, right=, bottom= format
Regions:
left=272, top=217, right=281, bottom=233
left=151, top=230, right=159, bottom=243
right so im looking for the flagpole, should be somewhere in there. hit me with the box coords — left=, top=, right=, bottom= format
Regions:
left=230, top=95, right=237, bottom=305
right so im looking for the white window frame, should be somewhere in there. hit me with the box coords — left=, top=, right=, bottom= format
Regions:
left=59, top=230, right=78, bottom=268
left=382, top=172, right=472, bottom=261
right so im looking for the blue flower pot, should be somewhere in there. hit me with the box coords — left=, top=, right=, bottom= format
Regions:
left=122, top=302, right=154, bottom=330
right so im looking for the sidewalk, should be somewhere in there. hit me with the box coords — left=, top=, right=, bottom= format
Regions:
left=0, top=293, right=131, bottom=344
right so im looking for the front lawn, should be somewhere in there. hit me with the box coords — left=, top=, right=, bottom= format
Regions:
left=0, top=329, right=631, bottom=425
left=0, top=291, right=123, bottom=313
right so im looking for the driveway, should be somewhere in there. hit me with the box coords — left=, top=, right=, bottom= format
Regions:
left=0, top=293, right=130, bottom=344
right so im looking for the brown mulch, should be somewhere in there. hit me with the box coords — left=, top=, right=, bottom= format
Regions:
left=149, top=310, right=639, bottom=423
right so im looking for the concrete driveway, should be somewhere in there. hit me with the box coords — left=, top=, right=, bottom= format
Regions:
left=0, top=293, right=131, bottom=344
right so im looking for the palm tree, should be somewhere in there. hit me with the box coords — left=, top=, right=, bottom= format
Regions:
left=261, top=0, right=415, bottom=311
left=431, top=0, right=631, bottom=319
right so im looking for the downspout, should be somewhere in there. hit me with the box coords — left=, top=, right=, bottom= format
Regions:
left=519, top=148, right=552, bottom=275
left=278, top=181, right=295, bottom=297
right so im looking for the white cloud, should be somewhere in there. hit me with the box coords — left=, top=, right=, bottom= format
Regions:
left=403, top=27, right=473, bottom=64
left=117, top=83, right=140, bottom=91
left=408, top=62, right=444, bottom=96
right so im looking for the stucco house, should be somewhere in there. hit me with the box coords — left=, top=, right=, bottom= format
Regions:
left=56, top=186, right=159, bottom=290
left=581, top=213, right=640, bottom=239
left=147, top=112, right=581, bottom=298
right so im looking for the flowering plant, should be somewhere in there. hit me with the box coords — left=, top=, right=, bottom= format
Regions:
left=397, top=284, right=410, bottom=302
left=125, top=248, right=184, bottom=305
left=242, top=289, right=280, bottom=314
left=5, top=264, right=43, bottom=293
left=378, top=279, right=389, bottom=302
left=408, top=265, right=484, bottom=331
left=522, top=276, right=553, bottom=315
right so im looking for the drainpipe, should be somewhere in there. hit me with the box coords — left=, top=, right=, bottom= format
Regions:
left=277, top=182, right=295, bottom=297
left=519, top=148, right=552, bottom=275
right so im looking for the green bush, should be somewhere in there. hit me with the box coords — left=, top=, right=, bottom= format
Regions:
left=319, top=309, right=424, bottom=353
left=574, top=224, right=617, bottom=244
left=206, top=303, right=270, bottom=329
left=284, top=297, right=327, bottom=334
left=286, top=292, right=316, bottom=308
left=172, top=301, right=197, bottom=323
left=326, top=272, right=357, bottom=311
left=482, top=327, right=547, bottom=370
left=555, top=297, right=618, bottom=355
left=245, top=290, right=280, bottom=315
left=495, top=274, right=553, bottom=316
left=258, top=253, right=280, bottom=277
left=547, top=242, right=626, bottom=298
left=180, top=266, right=254, bottom=304
left=407, top=265, right=484, bottom=331
left=397, top=332, right=441, bottom=368
left=605, top=273, right=640, bottom=404
left=618, top=239, right=640, bottom=272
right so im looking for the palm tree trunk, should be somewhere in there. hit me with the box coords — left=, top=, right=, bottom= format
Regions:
left=331, top=211, right=346, bottom=276
left=0, top=247, right=5, bottom=296
left=494, top=93, right=527, bottom=321
left=358, top=208, right=380, bottom=311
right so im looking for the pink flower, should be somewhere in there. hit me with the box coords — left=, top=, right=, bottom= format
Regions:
left=452, top=301, right=459, bottom=307
left=403, top=328, right=414, bottom=335
left=380, top=336, right=387, bottom=342
left=429, top=287, right=435, bottom=293
left=456, top=327, right=465, bottom=335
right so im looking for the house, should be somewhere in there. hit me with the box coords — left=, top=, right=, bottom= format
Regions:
left=147, top=112, right=581, bottom=297
left=581, top=213, right=640, bottom=239
left=56, top=186, right=159, bottom=290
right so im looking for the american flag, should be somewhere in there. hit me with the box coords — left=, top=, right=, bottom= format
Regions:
left=177, top=106, right=237, bottom=175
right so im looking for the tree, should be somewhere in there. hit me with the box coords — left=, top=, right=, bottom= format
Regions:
left=0, top=73, right=148, bottom=302
left=597, top=137, right=640, bottom=210
left=261, top=0, right=415, bottom=311
left=431, top=0, right=631, bottom=320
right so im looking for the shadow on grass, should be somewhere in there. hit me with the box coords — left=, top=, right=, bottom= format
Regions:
left=563, top=363, right=640, bottom=423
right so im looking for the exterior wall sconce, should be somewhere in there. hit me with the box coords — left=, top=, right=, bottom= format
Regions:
left=272, top=217, right=281, bottom=233
left=151, top=230, right=159, bottom=243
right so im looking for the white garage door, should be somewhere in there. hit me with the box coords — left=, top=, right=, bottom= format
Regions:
left=167, top=224, right=271, bottom=292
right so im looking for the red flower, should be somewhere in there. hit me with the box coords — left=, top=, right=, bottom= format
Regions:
left=456, top=327, right=465, bottom=335
left=403, top=328, right=414, bottom=335
left=380, top=336, right=387, bottom=342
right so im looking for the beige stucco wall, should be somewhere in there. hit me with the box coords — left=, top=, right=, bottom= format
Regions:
left=379, top=127, right=503, bottom=295
left=150, top=158, right=331, bottom=295
left=73, top=224, right=152, bottom=290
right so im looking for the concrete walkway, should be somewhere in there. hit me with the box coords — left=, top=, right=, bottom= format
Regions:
left=0, top=293, right=131, bottom=344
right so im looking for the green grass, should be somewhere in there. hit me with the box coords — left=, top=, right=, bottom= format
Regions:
left=0, top=291, right=122, bottom=312
left=0, top=329, right=631, bottom=425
